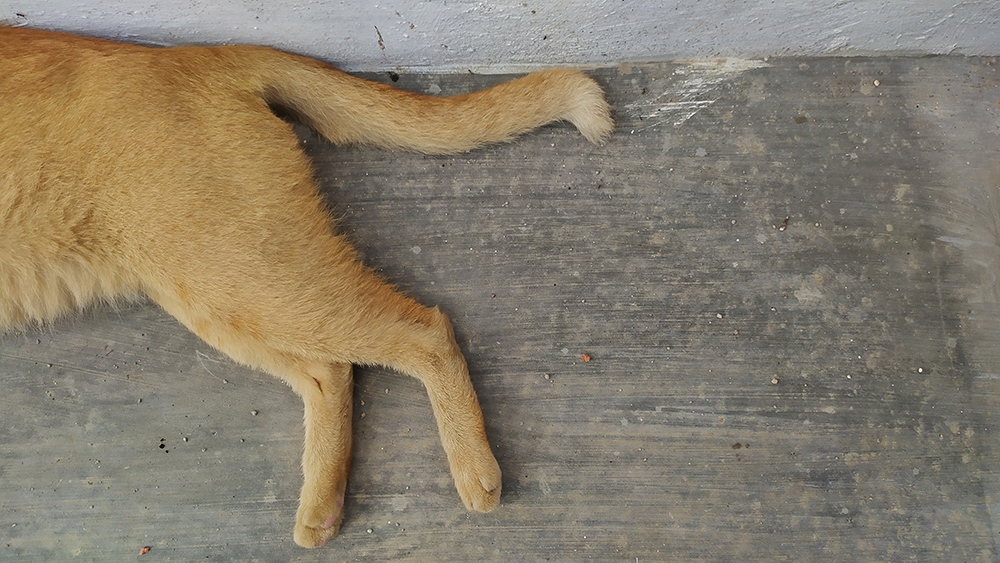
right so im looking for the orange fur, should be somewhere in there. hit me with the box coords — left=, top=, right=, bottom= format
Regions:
left=0, top=27, right=613, bottom=547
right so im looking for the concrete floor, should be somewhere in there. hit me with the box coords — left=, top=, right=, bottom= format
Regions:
left=2, top=57, right=999, bottom=561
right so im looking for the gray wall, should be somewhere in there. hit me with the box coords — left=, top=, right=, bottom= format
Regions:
left=3, top=1, right=999, bottom=71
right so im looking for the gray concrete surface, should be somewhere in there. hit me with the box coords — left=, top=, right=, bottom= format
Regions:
left=2, top=56, right=1000, bottom=561
left=2, top=1, right=998, bottom=71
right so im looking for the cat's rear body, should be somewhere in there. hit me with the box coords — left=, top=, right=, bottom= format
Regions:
left=0, top=27, right=612, bottom=547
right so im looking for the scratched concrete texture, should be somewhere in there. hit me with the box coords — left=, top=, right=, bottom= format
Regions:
left=1, top=57, right=999, bottom=561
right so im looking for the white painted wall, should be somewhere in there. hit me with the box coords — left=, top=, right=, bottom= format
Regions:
left=3, top=1, right=999, bottom=71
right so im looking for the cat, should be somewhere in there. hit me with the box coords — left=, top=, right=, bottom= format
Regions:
left=0, top=26, right=612, bottom=547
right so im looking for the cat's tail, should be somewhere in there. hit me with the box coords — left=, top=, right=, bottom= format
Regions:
left=249, top=49, right=613, bottom=154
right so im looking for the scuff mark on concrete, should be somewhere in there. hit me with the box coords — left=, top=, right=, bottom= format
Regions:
left=626, top=58, right=769, bottom=130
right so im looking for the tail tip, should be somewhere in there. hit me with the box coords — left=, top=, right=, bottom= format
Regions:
left=562, top=72, right=614, bottom=145
left=574, top=102, right=614, bottom=146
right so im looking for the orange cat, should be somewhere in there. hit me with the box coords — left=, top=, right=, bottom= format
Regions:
left=0, top=27, right=612, bottom=547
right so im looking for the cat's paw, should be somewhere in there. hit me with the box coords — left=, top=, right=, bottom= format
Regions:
left=452, top=450, right=502, bottom=512
left=293, top=493, right=343, bottom=548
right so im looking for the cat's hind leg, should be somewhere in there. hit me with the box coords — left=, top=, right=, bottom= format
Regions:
left=195, top=341, right=355, bottom=548
left=277, top=358, right=354, bottom=548
left=346, top=297, right=503, bottom=514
